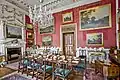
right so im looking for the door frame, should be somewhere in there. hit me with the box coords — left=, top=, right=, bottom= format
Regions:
left=60, top=23, right=77, bottom=56
left=63, top=32, right=74, bottom=56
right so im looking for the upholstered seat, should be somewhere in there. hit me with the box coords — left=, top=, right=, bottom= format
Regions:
left=35, top=57, right=53, bottom=80
left=75, top=61, right=85, bottom=68
left=73, top=58, right=86, bottom=73
left=18, top=58, right=30, bottom=73
left=53, top=68, right=71, bottom=78
left=52, top=61, right=72, bottom=80
left=34, top=63, right=40, bottom=69
left=42, top=65, right=52, bottom=72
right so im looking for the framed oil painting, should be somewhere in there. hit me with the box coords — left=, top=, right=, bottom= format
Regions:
left=118, top=32, right=120, bottom=42
left=42, top=36, right=52, bottom=46
left=62, top=12, right=73, bottom=23
left=80, top=4, right=111, bottom=30
left=6, top=24, right=22, bottom=39
left=86, top=33, right=103, bottom=46
left=27, top=40, right=34, bottom=45
left=27, top=32, right=34, bottom=39
left=26, top=23, right=33, bottom=30
left=39, top=19, right=54, bottom=34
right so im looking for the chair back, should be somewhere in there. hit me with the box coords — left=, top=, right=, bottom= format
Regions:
left=35, top=55, right=43, bottom=69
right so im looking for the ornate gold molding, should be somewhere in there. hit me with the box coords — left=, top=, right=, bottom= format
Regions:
left=61, top=23, right=76, bottom=33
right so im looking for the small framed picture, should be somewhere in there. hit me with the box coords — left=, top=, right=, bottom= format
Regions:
left=27, top=32, right=34, bottom=39
left=86, top=33, right=103, bottom=46
left=62, top=12, right=73, bottom=23
left=42, top=35, right=52, bottom=46
left=26, top=24, right=33, bottom=30
left=27, top=40, right=34, bottom=45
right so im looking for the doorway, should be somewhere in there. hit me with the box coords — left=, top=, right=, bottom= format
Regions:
left=60, top=23, right=77, bottom=57
left=63, top=32, right=75, bottom=56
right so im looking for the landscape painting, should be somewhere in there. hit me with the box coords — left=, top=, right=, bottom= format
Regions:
left=39, top=19, right=54, bottom=34
left=62, top=12, right=73, bottom=23
left=80, top=4, right=111, bottom=30
left=42, top=36, right=52, bottom=46
left=86, top=33, right=103, bottom=46
left=6, top=25, right=22, bottom=39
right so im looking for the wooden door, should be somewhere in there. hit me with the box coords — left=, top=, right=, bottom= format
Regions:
left=63, top=32, right=75, bottom=56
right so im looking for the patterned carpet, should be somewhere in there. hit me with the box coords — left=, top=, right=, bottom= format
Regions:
left=0, top=62, right=104, bottom=80
left=1, top=74, right=31, bottom=80
left=6, top=62, right=19, bottom=70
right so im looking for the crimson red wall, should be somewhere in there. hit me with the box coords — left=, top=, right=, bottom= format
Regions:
left=118, top=0, right=120, bottom=8
left=25, top=15, right=35, bottom=48
left=36, top=0, right=116, bottom=48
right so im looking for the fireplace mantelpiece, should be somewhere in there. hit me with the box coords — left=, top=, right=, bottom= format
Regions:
left=2, top=39, right=26, bottom=63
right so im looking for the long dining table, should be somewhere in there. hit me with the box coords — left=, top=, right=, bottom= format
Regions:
left=27, top=53, right=80, bottom=71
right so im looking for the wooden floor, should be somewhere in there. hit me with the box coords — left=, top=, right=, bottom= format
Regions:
left=0, top=67, right=16, bottom=78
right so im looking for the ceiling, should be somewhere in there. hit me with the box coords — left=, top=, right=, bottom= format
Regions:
left=3, top=0, right=79, bottom=12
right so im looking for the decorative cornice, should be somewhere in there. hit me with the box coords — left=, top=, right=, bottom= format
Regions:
left=52, top=0, right=100, bottom=13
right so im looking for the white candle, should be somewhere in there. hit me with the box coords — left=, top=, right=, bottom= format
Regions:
left=45, top=6, right=46, bottom=11
left=39, top=5, right=42, bottom=11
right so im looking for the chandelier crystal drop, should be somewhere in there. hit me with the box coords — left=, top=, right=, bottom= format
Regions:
left=28, top=0, right=54, bottom=27
left=28, top=0, right=78, bottom=27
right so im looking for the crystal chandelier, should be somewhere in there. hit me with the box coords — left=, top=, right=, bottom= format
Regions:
left=29, top=0, right=54, bottom=27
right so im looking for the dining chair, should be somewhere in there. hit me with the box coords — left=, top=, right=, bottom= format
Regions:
left=73, top=49, right=87, bottom=74
left=26, top=56, right=36, bottom=77
left=34, top=56, right=44, bottom=79
left=52, top=60, right=72, bottom=80
left=36, top=56, right=52, bottom=80
left=18, top=57, right=30, bottom=74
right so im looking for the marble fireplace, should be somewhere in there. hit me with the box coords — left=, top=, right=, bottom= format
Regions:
left=4, top=39, right=25, bottom=63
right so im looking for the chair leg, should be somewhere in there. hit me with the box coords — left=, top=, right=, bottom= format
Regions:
left=32, top=69, right=34, bottom=78
left=52, top=75, right=55, bottom=80
left=36, top=72, right=39, bottom=80
left=43, top=72, right=46, bottom=80
left=18, top=68, right=20, bottom=73
left=22, top=67, right=24, bottom=74
left=27, top=68, right=29, bottom=76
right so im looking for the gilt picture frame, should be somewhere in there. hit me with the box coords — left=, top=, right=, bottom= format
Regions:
left=62, top=12, right=73, bottom=23
left=86, top=33, right=103, bottom=46
left=79, top=4, right=111, bottom=30
left=42, top=35, right=52, bottom=46
left=39, top=18, right=54, bottom=34
left=6, top=24, right=22, bottom=39
left=27, top=32, right=34, bottom=39
left=26, top=23, right=33, bottom=30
